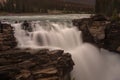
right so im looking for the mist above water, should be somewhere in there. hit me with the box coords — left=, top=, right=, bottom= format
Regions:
left=11, top=16, right=120, bottom=80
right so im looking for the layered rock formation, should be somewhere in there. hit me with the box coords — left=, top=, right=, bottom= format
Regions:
left=0, top=49, right=74, bottom=80
left=0, top=23, right=17, bottom=51
left=72, top=15, right=120, bottom=53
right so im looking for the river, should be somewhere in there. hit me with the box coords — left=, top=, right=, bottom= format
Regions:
left=1, top=14, right=120, bottom=80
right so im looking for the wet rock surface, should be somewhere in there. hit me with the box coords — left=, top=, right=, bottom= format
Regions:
left=0, top=49, right=74, bottom=80
left=0, top=23, right=17, bottom=51
left=22, top=20, right=33, bottom=32
left=72, top=15, right=120, bottom=53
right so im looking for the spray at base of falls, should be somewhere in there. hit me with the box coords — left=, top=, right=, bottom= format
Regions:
left=12, top=20, right=120, bottom=80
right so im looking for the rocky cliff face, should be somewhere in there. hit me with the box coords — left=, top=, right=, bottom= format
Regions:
left=0, top=49, right=74, bottom=80
left=0, top=23, right=17, bottom=51
left=72, top=15, right=120, bottom=53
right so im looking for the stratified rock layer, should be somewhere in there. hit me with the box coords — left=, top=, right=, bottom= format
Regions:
left=0, top=49, right=74, bottom=80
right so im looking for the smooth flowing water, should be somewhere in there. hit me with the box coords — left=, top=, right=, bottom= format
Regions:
left=4, top=14, right=120, bottom=80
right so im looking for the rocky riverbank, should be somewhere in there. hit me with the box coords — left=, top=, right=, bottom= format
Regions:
left=0, top=49, right=74, bottom=80
left=72, top=15, right=120, bottom=53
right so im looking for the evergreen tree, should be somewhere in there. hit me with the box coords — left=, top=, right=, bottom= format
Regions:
left=95, top=0, right=120, bottom=16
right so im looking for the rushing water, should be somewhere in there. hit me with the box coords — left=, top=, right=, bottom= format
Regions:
left=4, top=14, right=120, bottom=80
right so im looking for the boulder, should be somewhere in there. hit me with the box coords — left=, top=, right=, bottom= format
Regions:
left=22, top=20, right=32, bottom=32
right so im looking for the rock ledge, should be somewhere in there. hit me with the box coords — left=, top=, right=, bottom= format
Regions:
left=0, top=49, right=74, bottom=80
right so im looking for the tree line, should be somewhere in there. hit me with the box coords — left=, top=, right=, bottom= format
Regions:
left=95, top=0, right=120, bottom=16
left=0, top=0, right=94, bottom=13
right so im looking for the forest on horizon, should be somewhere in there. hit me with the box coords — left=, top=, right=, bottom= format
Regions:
left=0, top=0, right=94, bottom=13
left=0, top=0, right=120, bottom=16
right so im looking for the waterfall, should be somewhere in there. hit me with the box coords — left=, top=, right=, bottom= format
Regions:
left=12, top=20, right=120, bottom=80
left=12, top=21, right=82, bottom=49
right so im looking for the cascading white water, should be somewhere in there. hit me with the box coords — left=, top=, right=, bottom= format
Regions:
left=12, top=21, right=82, bottom=50
left=12, top=18, right=120, bottom=80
